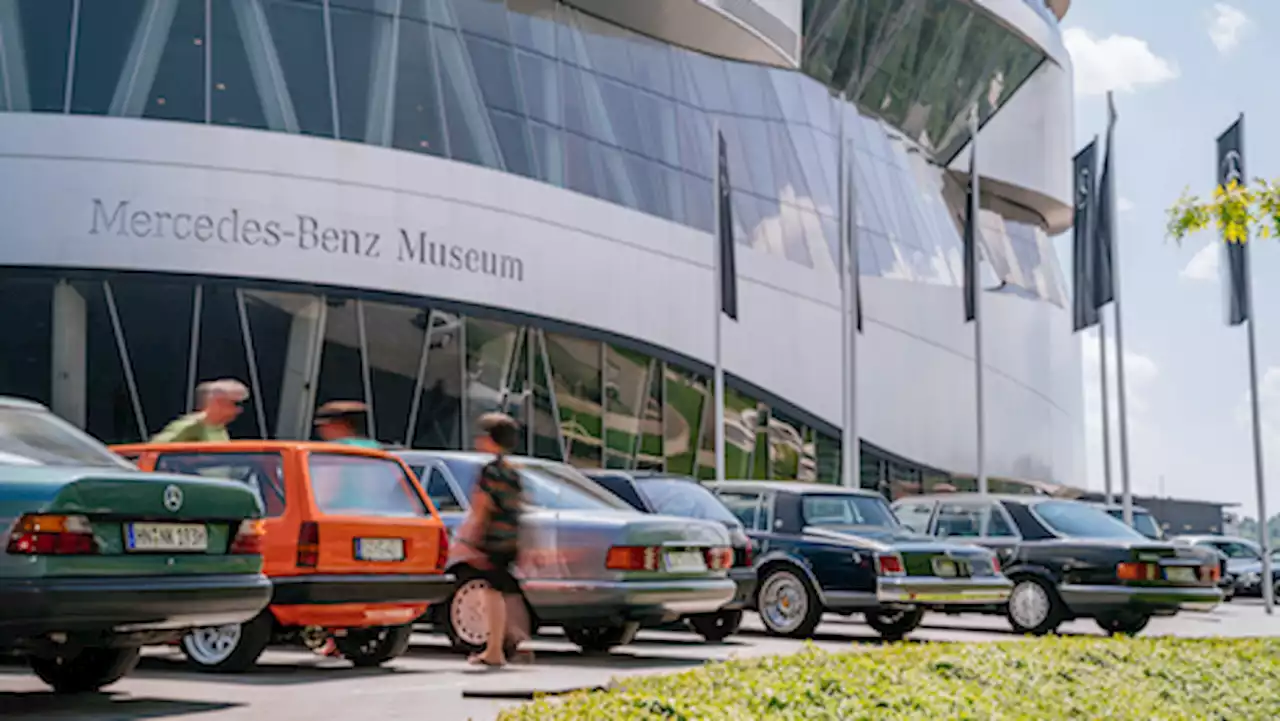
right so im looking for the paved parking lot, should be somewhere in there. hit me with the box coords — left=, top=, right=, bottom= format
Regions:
left=3, top=601, right=1279, bottom=721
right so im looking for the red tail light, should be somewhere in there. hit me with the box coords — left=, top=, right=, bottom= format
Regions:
left=703, top=546, right=734, bottom=571
left=990, top=555, right=1001, bottom=575
left=739, top=543, right=753, bottom=567
left=296, top=521, right=319, bottom=568
left=7, top=514, right=97, bottom=555
left=1200, top=564, right=1221, bottom=583
left=606, top=545, right=660, bottom=571
left=229, top=519, right=266, bottom=555
left=874, top=552, right=905, bottom=577
left=435, top=525, right=450, bottom=571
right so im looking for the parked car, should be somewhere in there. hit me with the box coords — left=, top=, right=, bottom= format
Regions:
left=396, top=451, right=736, bottom=654
left=1092, top=503, right=1164, bottom=539
left=707, top=481, right=1012, bottom=641
left=582, top=470, right=756, bottom=640
left=894, top=494, right=1224, bottom=635
left=1172, top=535, right=1273, bottom=599
left=0, top=398, right=271, bottom=693
left=115, top=441, right=453, bottom=672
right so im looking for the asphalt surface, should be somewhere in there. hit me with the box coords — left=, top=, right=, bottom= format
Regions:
left=4, top=600, right=1279, bottom=721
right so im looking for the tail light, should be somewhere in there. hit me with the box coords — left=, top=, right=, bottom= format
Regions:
left=435, top=526, right=450, bottom=571
left=990, top=555, right=1001, bottom=575
left=737, top=543, right=753, bottom=567
left=7, top=514, right=97, bottom=555
left=606, top=545, right=660, bottom=571
left=1117, top=562, right=1158, bottom=581
left=229, top=519, right=266, bottom=555
left=874, top=552, right=905, bottom=577
left=296, top=521, right=319, bottom=568
left=1200, top=564, right=1221, bottom=584
left=703, top=546, right=734, bottom=571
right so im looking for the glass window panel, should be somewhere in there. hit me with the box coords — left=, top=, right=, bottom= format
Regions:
left=530, top=330, right=561, bottom=460
left=424, top=466, right=464, bottom=511
left=0, top=277, right=53, bottom=406
left=597, top=77, right=642, bottom=156
left=800, top=79, right=833, bottom=134
left=142, top=0, right=205, bottom=123
left=603, top=345, right=651, bottom=469
left=559, top=62, right=590, bottom=137
left=491, top=108, right=536, bottom=180
left=68, top=0, right=147, bottom=115
left=156, top=452, right=288, bottom=516
left=889, top=461, right=922, bottom=500
left=935, top=502, right=984, bottom=538
left=465, top=33, right=521, bottom=114
left=112, top=278, right=196, bottom=439
left=362, top=300, right=428, bottom=446
left=544, top=333, right=602, bottom=468
left=725, top=61, right=769, bottom=118
left=789, top=125, right=833, bottom=213
left=675, top=102, right=709, bottom=176
left=716, top=387, right=758, bottom=480
left=193, top=285, right=259, bottom=440
left=211, top=0, right=268, bottom=129
left=731, top=190, right=761, bottom=250
left=435, top=23, right=500, bottom=167
left=622, top=152, right=664, bottom=219
left=683, top=172, right=714, bottom=234
left=663, top=366, right=706, bottom=476
left=391, top=17, right=445, bottom=156
left=515, top=50, right=559, bottom=126
left=860, top=450, right=884, bottom=493
left=264, top=0, right=333, bottom=138
left=309, top=453, right=429, bottom=517
left=528, top=119, right=563, bottom=186
left=0, top=0, right=72, bottom=112
left=463, top=317, right=520, bottom=441
left=241, top=289, right=319, bottom=440
left=685, top=51, right=730, bottom=112
left=627, top=35, right=673, bottom=97
left=716, top=492, right=761, bottom=530
left=768, top=410, right=808, bottom=482
left=738, top=118, right=778, bottom=199
left=778, top=202, right=814, bottom=268
left=895, top=500, right=935, bottom=533
left=330, top=0, right=394, bottom=14
left=450, top=0, right=510, bottom=42
left=563, top=130, right=598, bottom=199
left=814, top=431, right=841, bottom=485
left=314, top=298, right=367, bottom=435
left=769, top=69, right=808, bottom=126
left=331, top=5, right=394, bottom=143
left=577, top=12, right=635, bottom=84
left=409, top=311, right=463, bottom=449
left=506, top=0, right=557, bottom=56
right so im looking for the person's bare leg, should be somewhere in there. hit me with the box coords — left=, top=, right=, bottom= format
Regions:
left=480, top=587, right=507, bottom=664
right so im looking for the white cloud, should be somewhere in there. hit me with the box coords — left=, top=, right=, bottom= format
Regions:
left=1181, top=242, right=1219, bottom=281
left=1118, top=197, right=1135, bottom=213
left=1063, top=28, right=1179, bottom=96
left=1209, top=3, right=1249, bottom=54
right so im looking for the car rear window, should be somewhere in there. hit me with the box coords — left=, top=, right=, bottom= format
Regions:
left=156, top=452, right=287, bottom=516
left=308, top=454, right=428, bottom=517
left=1033, top=500, right=1144, bottom=539
left=637, top=478, right=739, bottom=525
left=0, top=406, right=134, bottom=469
left=802, top=494, right=898, bottom=528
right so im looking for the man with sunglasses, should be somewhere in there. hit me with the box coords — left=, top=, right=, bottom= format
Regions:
left=152, top=379, right=249, bottom=443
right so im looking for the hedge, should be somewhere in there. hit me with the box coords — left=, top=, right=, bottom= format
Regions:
left=499, top=637, right=1280, bottom=720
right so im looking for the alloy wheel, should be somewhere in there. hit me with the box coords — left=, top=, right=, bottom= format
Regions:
left=183, top=625, right=243, bottom=665
left=1008, top=580, right=1051, bottom=628
left=450, top=578, right=492, bottom=648
left=759, top=571, right=807, bottom=633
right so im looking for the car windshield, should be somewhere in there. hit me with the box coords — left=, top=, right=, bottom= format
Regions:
left=801, top=494, right=898, bottom=529
left=636, top=477, right=740, bottom=525
left=1034, top=500, right=1145, bottom=539
left=0, top=406, right=132, bottom=469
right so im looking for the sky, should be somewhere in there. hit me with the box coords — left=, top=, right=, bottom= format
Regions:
left=1058, top=0, right=1280, bottom=517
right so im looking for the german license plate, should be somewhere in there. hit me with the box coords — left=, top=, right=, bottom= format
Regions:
left=126, top=523, right=208, bottom=552
left=1165, top=566, right=1197, bottom=583
left=664, top=550, right=707, bottom=573
left=355, top=538, right=405, bottom=562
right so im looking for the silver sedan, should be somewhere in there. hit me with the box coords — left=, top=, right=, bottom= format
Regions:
left=397, top=451, right=736, bottom=653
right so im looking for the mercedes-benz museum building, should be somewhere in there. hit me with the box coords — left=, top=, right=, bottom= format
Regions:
left=0, top=0, right=1081, bottom=497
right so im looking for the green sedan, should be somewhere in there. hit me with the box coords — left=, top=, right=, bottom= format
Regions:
left=0, top=397, right=272, bottom=693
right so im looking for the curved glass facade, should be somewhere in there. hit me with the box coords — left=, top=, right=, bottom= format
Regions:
left=0, top=0, right=1062, bottom=300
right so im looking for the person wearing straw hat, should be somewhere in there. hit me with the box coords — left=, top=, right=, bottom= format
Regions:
left=313, top=400, right=380, bottom=449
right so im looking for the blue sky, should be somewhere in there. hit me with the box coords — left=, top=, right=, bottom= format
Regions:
left=1058, top=0, right=1280, bottom=517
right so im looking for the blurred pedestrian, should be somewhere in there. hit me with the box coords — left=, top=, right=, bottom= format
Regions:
left=314, top=400, right=379, bottom=449
left=152, top=379, right=248, bottom=443
left=459, top=412, right=528, bottom=668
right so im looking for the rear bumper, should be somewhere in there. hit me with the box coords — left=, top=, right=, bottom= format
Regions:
left=1059, top=584, right=1223, bottom=615
left=720, top=567, right=758, bottom=610
left=525, top=577, right=736, bottom=624
left=0, top=574, right=272, bottom=645
left=877, top=576, right=1013, bottom=606
left=271, top=573, right=454, bottom=606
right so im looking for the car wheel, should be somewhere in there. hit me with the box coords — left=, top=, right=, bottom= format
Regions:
left=864, top=608, right=925, bottom=641
left=28, top=646, right=141, bottom=694
left=756, top=566, right=823, bottom=639
left=444, top=574, right=492, bottom=654
left=1005, top=576, right=1066, bottom=636
left=180, top=612, right=273, bottom=673
left=335, top=624, right=414, bottom=667
left=687, top=610, right=743, bottom=642
left=1095, top=612, right=1151, bottom=637
left=563, top=622, right=640, bottom=653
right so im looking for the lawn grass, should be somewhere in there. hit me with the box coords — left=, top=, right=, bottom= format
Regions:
left=499, top=637, right=1280, bottom=720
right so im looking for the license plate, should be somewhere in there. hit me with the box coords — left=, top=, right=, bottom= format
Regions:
left=355, top=538, right=405, bottom=562
left=1165, top=566, right=1197, bottom=583
left=126, top=523, right=208, bottom=552
left=932, top=558, right=970, bottom=578
left=664, top=550, right=707, bottom=573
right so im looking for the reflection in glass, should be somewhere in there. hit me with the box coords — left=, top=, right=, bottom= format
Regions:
left=463, top=317, right=520, bottom=441
left=544, top=332, right=602, bottom=468
left=330, top=3, right=395, bottom=143
left=0, top=0, right=72, bottom=112
left=68, top=0, right=147, bottom=115
left=111, top=279, right=196, bottom=439
left=0, top=277, right=53, bottom=406
left=241, top=289, right=324, bottom=440
left=264, top=0, right=334, bottom=137
left=815, top=431, right=841, bottom=485
left=143, top=0, right=205, bottom=123
left=663, top=366, right=706, bottom=476
left=603, top=345, right=653, bottom=470
left=409, top=310, right=463, bottom=450
left=193, top=285, right=259, bottom=440
left=769, top=409, right=815, bottom=482
left=362, top=301, right=428, bottom=446
left=210, top=0, right=268, bottom=129
left=391, top=16, right=446, bottom=156
left=529, top=330, right=563, bottom=460
left=314, top=298, right=367, bottom=436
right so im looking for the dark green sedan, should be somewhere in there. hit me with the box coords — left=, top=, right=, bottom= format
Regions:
left=0, top=397, right=272, bottom=693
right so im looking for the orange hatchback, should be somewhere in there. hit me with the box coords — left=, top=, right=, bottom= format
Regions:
left=114, top=441, right=452, bottom=672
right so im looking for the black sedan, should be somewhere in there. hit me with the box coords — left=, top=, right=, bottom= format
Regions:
left=894, top=494, right=1224, bottom=635
left=583, top=471, right=755, bottom=641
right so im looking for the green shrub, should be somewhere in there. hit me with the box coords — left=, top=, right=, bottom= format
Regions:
left=499, top=637, right=1280, bottom=720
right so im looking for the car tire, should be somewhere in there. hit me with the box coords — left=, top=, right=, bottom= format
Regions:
left=687, top=610, right=743, bottom=642
left=334, top=624, right=415, bottom=667
left=180, top=612, right=273, bottom=673
left=28, top=646, right=141, bottom=694
left=1005, top=575, right=1066, bottom=636
left=864, top=608, right=925, bottom=641
left=1095, top=612, right=1151, bottom=637
left=563, top=621, right=640, bottom=654
left=756, top=566, right=823, bottom=639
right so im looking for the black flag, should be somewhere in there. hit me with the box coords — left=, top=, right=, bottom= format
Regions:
left=1092, top=96, right=1116, bottom=309
left=1072, top=140, right=1099, bottom=331
left=1217, top=115, right=1249, bottom=326
left=717, top=131, right=738, bottom=320
left=962, top=143, right=979, bottom=323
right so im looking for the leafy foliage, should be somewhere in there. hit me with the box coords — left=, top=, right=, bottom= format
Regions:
left=1167, top=179, right=1280, bottom=244
left=500, top=637, right=1280, bottom=720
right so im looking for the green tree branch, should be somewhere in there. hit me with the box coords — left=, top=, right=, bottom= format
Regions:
left=1166, top=179, right=1280, bottom=244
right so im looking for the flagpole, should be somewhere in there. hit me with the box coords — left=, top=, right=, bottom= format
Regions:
left=1098, top=313, right=1114, bottom=505
left=1243, top=244, right=1273, bottom=612
left=839, top=96, right=859, bottom=489
left=968, top=109, right=988, bottom=497
left=712, top=121, right=727, bottom=484
left=1100, top=91, right=1134, bottom=527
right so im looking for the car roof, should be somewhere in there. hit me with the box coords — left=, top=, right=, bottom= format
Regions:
left=112, top=440, right=400, bottom=459
left=1173, top=534, right=1255, bottom=544
left=393, top=450, right=562, bottom=467
left=0, top=396, right=49, bottom=411
left=895, top=492, right=1055, bottom=504
left=709, top=480, right=883, bottom=497
left=1088, top=501, right=1151, bottom=513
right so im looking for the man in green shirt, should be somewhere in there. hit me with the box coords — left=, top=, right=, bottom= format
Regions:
left=152, top=379, right=249, bottom=443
